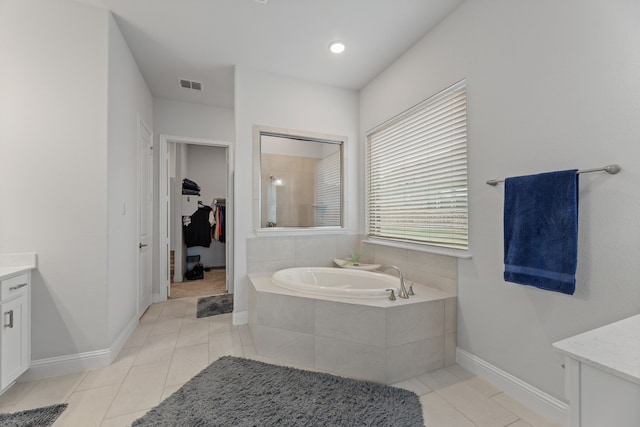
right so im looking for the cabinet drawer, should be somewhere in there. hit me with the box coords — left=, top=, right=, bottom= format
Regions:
left=1, top=273, right=29, bottom=301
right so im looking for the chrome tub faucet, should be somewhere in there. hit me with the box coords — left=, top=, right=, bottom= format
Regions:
left=382, top=266, right=410, bottom=299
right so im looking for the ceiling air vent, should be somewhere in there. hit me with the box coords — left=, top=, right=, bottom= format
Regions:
left=179, top=78, right=203, bottom=91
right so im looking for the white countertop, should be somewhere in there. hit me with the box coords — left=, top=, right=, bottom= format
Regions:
left=0, top=253, right=37, bottom=281
left=553, top=314, right=640, bottom=385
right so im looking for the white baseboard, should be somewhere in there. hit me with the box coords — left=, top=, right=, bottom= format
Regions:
left=20, top=349, right=112, bottom=381
left=20, top=315, right=139, bottom=382
left=233, top=310, right=248, bottom=325
left=108, top=314, right=139, bottom=363
left=456, top=348, right=568, bottom=426
left=152, top=292, right=165, bottom=303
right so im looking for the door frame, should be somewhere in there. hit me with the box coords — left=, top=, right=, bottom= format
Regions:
left=137, top=117, right=153, bottom=317
left=158, top=134, right=234, bottom=302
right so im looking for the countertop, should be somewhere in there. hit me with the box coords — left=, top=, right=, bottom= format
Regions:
left=0, top=253, right=37, bottom=281
left=553, top=314, right=640, bottom=385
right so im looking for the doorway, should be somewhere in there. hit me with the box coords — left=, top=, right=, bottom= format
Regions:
left=159, top=135, right=233, bottom=302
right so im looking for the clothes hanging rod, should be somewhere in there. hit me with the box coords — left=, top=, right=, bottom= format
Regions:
left=486, top=164, right=621, bottom=186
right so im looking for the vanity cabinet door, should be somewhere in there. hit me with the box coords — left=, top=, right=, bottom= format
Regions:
left=579, top=363, right=640, bottom=427
left=0, top=274, right=30, bottom=392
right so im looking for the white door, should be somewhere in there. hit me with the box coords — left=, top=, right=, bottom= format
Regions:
left=138, top=120, right=153, bottom=316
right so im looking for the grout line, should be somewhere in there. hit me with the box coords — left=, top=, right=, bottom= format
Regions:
left=100, top=310, right=161, bottom=425
left=424, top=389, right=482, bottom=427
left=63, top=371, right=89, bottom=402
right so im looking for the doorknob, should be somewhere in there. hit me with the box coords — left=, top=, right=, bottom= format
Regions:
left=139, top=243, right=149, bottom=249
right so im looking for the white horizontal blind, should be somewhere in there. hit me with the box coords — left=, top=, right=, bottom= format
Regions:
left=367, top=81, right=468, bottom=250
left=315, top=150, right=342, bottom=226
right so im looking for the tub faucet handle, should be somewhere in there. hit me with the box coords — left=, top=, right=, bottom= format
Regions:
left=408, top=283, right=414, bottom=296
left=385, top=289, right=396, bottom=301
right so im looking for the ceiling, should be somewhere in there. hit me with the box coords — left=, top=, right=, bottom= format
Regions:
left=79, top=0, right=465, bottom=109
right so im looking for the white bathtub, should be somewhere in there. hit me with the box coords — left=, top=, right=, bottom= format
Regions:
left=271, top=267, right=400, bottom=298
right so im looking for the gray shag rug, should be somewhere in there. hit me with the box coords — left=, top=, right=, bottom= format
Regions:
left=0, top=403, right=68, bottom=427
left=133, top=356, right=423, bottom=426
left=196, top=293, right=233, bottom=318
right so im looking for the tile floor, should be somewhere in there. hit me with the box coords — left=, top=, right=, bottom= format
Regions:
left=0, top=298, right=560, bottom=426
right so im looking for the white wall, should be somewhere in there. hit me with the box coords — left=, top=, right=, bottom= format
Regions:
left=0, top=0, right=109, bottom=359
left=234, top=65, right=359, bottom=319
left=360, top=0, right=640, bottom=400
left=186, top=144, right=227, bottom=206
left=106, top=13, right=153, bottom=344
left=152, top=98, right=234, bottom=294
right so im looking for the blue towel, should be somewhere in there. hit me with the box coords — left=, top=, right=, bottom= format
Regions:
left=503, top=169, right=578, bottom=295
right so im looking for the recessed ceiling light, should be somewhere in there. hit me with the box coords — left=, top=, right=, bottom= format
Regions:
left=329, top=41, right=346, bottom=54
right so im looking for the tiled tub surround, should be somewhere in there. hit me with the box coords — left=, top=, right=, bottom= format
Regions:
left=248, top=272, right=457, bottom=385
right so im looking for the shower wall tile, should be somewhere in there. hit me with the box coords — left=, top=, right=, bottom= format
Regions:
left=314, top=337, right=386, bottom=383
left=256, top=292, right=314, bottom=334
left=267, top=154, right=292, bottom=171
left=386, top=300, right=444, bottom=347
left=315, top=301, right=386, bottom=347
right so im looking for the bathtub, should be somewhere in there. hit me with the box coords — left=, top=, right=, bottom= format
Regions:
left=271, top=267, right=400, bottom=298
left=249, top=270, right=457, bottom=384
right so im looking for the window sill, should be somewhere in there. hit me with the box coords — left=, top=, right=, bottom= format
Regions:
left=362, top=237, right=472, bottom=259
left=255, top=227, right=347, bottom=237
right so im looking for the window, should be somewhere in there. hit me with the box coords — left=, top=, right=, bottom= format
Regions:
left=366, top=80, right=468, bottom=250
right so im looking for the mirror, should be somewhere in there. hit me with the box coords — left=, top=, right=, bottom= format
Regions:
left=259, top=130, right=343, bottom=228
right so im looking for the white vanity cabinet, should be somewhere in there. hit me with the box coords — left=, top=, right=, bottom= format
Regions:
left=554, top=314, right=640, bottom=427
left=0, top=271, right=30, bottom=393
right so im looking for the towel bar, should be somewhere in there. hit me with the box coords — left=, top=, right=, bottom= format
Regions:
left=486, top=164, right=621, bottom=186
